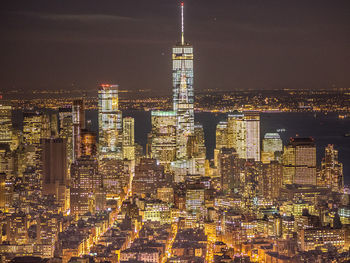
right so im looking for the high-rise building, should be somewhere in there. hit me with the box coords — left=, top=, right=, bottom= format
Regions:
left=227, top=111, right=260, bottom=161
left=227, top=112, right=245, bottom=158
left=72, top=99, right=85, bottom=161
left=59, top=107, right=73, bottom=165
left=150, top=111, right=177, bottom=170
left=318, top=144, right=343, bottom=192
left=0, top=103, right=12, bottom=145
left=282, top=137, right=316, bottom=185
left=193, top=123, right=206, bottom=158
left=216, top=121, right=228, bottom=150
left=214, top=121, right=228, bottom=167
left=245, top=111, right=260, bottom=161
left=23, top=112, right=50, bottom=146
left=80, top=129, right=97, bottom=157
left=0, top=173, right=7, bottom=212
left=218, top=148, right=238, bottom=194
left=41, top=138, right=69, bottom=211
left=70, top=157, right=103, bottom=216
left=262, top=161, right=283, bottom=201
left=98, top=84, right=122, bottom=159
left=123, top=117, right=135, bottom=160
left=261, top=133, right=283, bottom=164
left=173, top=2, right=194, bottom=160
left=50, top=114, right=59, bottom=137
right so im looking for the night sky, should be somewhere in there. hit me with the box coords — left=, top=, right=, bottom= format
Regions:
left=1, top=0, right=349, bottom=94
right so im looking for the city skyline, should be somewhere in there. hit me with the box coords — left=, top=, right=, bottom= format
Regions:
left=1, top=0, right=350, bottom=93
left=1, top=1, right=350, bottom=263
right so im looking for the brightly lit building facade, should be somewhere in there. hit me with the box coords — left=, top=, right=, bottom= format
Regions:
left=227, top=111, right=260, bottom=161
left=317, top=144, right=343, bottom=192
left=245, top=111, right=260, bottom=161
left=173, top=3, right=194, bottom=160
left=282, top=137, right=316, bottom=185
left=98, top=84, right=122, bottom=159
left=72, top=99, right=85, bottom=161
left=150, top=111, right=177, bottom=171
left=0, top=103, right=12, bottom=145
left=261, top=132, right=283, bottom=163
left=23, top=112, right=50, bottom=146
left=122, top=117, right=135, bottom=160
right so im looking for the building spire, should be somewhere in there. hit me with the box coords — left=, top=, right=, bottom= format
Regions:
left=181, top=2, right=184, bottom=45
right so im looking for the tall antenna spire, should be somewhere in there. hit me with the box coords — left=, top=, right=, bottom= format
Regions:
left=181, top=2, right=184, bottom=45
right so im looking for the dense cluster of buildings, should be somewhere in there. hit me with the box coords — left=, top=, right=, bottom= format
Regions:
left=0, top=3, right=350, bottom=263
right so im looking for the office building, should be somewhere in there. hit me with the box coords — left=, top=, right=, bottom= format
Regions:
left=23, top=112, right=50, bottom=146
left=123, top=117, right=135, bottom=160
left=282, top=137, right=316, bottom=185
left=41, top=138, right=68, bottom=210
left=227, top=111, right=260, bottom=161
left=150, top=111, right=177, bottom=170
left=70, top=157, right=103, bottom=216
left=261, top=133, right=283, bottom=164
left=218, top=148, right=238, bottom=194
left=59, top=107, right=73, bottom=165
left=98, top=84, right=122, bottom=159
left=318, top=144, right=343, bottom=192
left=262, top=161, right=283, bottom=201
left=72, top=99, right=85, bottom=161
left=0, top=103, right=12, bottom=145
left=173, top=2, right=194, bottom=160
left=245, top=111, right=260, bottom=161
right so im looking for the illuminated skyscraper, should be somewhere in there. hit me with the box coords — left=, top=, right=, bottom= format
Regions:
left=59, top=107, right=73, bottom=165
left=263, top=133, right=283, bottom=153
left=23, top=112, right=50, bottom=146
left=70, top=157, right=102, bottom=216
left=318, top=144, right=343, bottom=192
left=218, top=148, right=238, bottom=193
left=227, top=111, right=260, bottom=161
left=122, top=117, right=135, bottom=160
left=261, top=133, right=282, bottom=163
left=173, top=2, right=194, bottom=160
left=72, top=99, right=85, bottom=161
left=150, top=111, right=177, bottom=170
left=98, top=84, right=122, bottom=159
left=282, top=137, right=316, bottom=185
left=216, top=121, right=228, bottom=150
left=0, top=103, right=12, bottom=145
left=262, top=161, right=283, bottom=201
left=245, top=111, right=260, bottom=161
left=227, top=112, right=246, bottom=158
left=214, top=121, right=228, bottom=167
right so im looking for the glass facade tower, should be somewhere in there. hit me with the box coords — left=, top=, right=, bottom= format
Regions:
left=172, top=2, right=194, bottom=160
left=98, top=84, right=122, bottom=159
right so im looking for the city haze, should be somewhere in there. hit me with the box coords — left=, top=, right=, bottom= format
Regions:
left=1, top=0, right=350, bottom=93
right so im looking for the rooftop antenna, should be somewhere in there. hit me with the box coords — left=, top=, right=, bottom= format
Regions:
left=181, top=2, right=184, bottom=45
